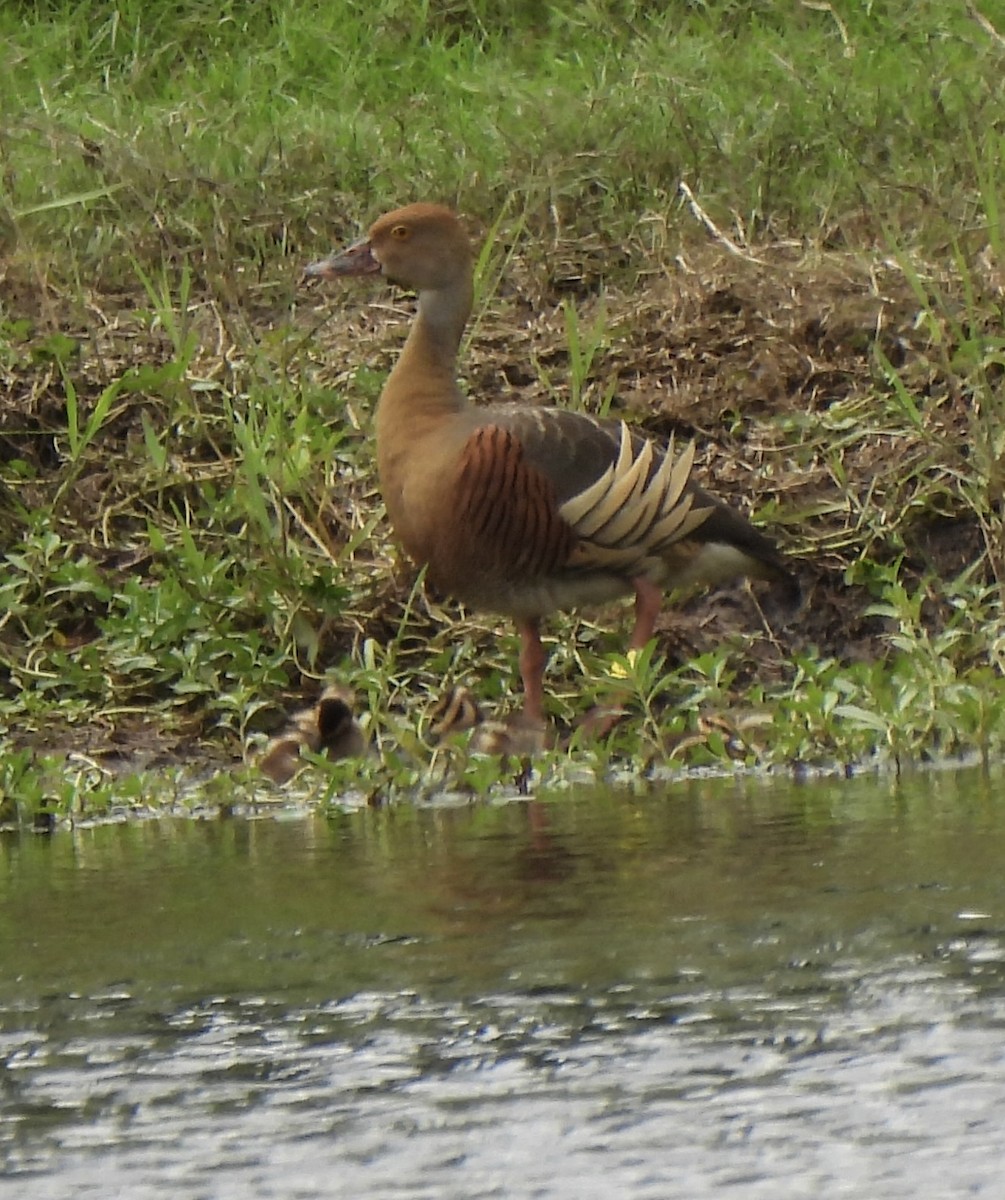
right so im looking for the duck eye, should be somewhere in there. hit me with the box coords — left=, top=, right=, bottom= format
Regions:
left=391, top=224, right=410, bottom=240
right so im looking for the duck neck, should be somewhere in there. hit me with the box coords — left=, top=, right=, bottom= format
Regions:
left=383, top=279, right=473, bottom=418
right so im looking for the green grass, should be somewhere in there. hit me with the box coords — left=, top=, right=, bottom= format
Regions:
left=2, top=0, right=1005, bottom=822
left=4, top=0, right=1001, bottom=284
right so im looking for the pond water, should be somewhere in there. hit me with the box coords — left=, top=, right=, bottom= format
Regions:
left=1, top=766, right=1004, bottom=1198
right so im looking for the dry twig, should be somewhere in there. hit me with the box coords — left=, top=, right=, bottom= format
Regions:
left=677, top=181, right=766, bottom=265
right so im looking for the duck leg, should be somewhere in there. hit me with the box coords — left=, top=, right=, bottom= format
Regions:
left=516, top=617, right=548, bottom=726
left=628, top=575, right=663, bottom=650
left=577, top=576, right=664, bottom=738
left=519, top=579, right=664, bottom=736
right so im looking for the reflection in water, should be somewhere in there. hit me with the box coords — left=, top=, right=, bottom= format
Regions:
left=1, top=767, right=1004, bottom=1198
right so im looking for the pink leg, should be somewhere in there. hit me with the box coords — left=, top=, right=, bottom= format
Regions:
left=628, top=575, right=663, bottom=650
left=578, top=576, right=663, bottom=738
left=516, top=618, right=547, bottom=725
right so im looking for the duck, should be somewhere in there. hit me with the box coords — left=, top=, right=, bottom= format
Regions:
left=304, top=203, right=798, bottom=730
left=258, top=684, right=367, bottom=784
left=429, top=684, right=552, bottom=756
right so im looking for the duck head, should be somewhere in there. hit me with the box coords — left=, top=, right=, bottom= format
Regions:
left=304, top=202, right=472, bottom=292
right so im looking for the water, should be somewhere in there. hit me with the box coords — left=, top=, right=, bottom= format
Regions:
left=1, top=767, right=1004, bottom=1198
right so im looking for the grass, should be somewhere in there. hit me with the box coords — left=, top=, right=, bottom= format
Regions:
left=2, top=0, right=1005, bottom=822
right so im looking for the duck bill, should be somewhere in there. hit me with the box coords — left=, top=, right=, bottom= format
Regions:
left=303, top=239, right=381, bottom=280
